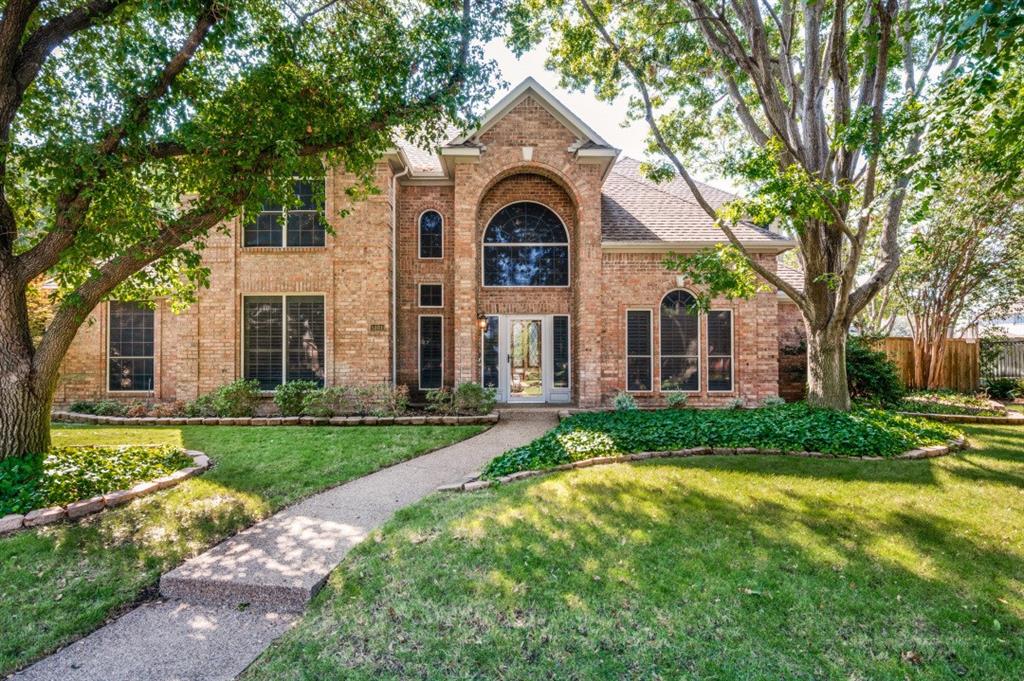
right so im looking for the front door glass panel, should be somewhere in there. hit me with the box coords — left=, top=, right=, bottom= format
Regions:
left=509, top=319, right=543, bottom=400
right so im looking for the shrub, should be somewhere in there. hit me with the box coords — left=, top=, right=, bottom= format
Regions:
left=0, top=445, right=193, bottom=516
left=482, top=404, right=961, bottom=478
left=149, top=401, right=187, bottom=417
left=274, top=380, right=320, bottom=417
left=352, top=383, right=409, bottom=416
left=452, top=382, right=496, bottom=415
left=301, top=387, right=353, bottom=417
left=613, top=391, right=638, bottom=411
left=185, top=379, right=261, bottom=417
left=847, top=337, right=905, bottom=405
left=724, top=397, right=745, bottom=409
left=68, top=399, right=128, bottom=416
left=984, top=377, right=1021, bottom=400
left=761, top=395, right=786, bottom=407
left=666, top=393, right=689, bottom=409
left=124, top=401, right=149, bottom=418
left=425, top=387, right=455, bottom=415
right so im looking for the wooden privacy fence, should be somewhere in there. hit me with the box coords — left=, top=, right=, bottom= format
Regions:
left=872, top=337, right=980, bottom=393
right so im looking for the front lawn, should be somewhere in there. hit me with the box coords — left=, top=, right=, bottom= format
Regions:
left=485, top=404, right=960, bottom=478
left=246, top=422, right=1024, bottom=680
left=0, top=423, right=484, bottom=676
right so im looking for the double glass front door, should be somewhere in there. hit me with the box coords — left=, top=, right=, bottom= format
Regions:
left=482, top=315, right=570, bottom=403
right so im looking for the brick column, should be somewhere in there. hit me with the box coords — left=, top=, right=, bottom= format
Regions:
left=572, top=168, right=603, bottom=407
left=452, top=163, right=481, bottom=384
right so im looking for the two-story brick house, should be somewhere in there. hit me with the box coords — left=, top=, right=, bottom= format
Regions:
left=56, top=77, right=799, bottom=408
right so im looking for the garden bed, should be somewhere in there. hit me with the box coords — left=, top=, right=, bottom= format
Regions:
left=895, top=390, right=1008, bottom=417
left=479, top=404, right=963, bottom=480
left=0, top=446, right=208, bottom=535
left=52, top=411, right=498, bottom=427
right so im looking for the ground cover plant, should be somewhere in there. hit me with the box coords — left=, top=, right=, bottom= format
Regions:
left=897, top=391, right=1008, bottom=417
left=484, top=404, right=961, bottom=478
left=0, top=445, right=193, bottom=516
left=245, top=421, right=1024, bottom=680
left=0, top=423, right=484, bottom=675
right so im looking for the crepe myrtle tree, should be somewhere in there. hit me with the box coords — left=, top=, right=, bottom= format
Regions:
left=0, top=0, right=498, bottom=459
left=511, top=0, right=956, bottom=410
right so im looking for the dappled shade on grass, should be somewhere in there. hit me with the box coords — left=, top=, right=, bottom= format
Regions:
left=485, top=404, right=962, bottom=478
left=245, top=423, right=1024, bottom=680
left=0, top=423, right=484, bottom=675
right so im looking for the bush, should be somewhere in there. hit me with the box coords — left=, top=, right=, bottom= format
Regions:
left=425, top=387, right=455, bottom=415
left=68, top=399, right=128, bottom=416
left=482, top=404, right=961, bottom=478
left=185, top=379, right=261, bottom=417
left=0, top=445, right=193, bottom=516
left=149, top=401, right=187, bottom=417
left=274, top=380, right=320, bottom=417
left=984, top=377, right=1022, bottom=400
left=666, top=393, right=689, bottom=409
left=614, top=391, right=638, bottom=411
left=352, top=383, right=409, bottom=416
left=301, top=387, right=352, bottom=417
left=452, top=382, right=496, bottom=415
left=847, top=337, right=905, bottom=405
left=724, top=397, right=745, bottom=409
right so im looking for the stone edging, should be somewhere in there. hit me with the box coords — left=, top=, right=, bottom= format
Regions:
left=51, top=411, right=499, bottom=427
left=438, top=437, right=968, bottom=492
left=0, top=449, right=210, bottom=536
left=896, top=411, right=1024, bottom=425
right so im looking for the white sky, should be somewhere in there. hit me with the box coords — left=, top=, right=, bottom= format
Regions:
left=482, top=38, right=732, bottom=190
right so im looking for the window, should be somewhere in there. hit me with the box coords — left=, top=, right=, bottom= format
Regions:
left=243, top=295, right=325, bottom=390
left=553, top=315, right=570, bottom=388
left=243, top=180, right=325, bottom=248
left=661, top=290, right=699, bottom=391
left=483, top=202, right=569, bottom=287
left=108, top=301, right=154, bottom=391
left=481, top=316, right=499, bottom=389
left=708, top=310, right=733, bottom=391
left=419, top=283, right=443, bottom=308
left=419, top=210, right=443, bottom=259
left=419, top=316, right=443, bottom=389
left=626, top=310, right=652, bottom=392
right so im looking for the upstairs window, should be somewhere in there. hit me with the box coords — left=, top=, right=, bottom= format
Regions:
left=483, top=202, right=569, bottom=287
left=244, top=180, right=325, bottom=248
left=419, top=210, right=443, bottom=259
left=108, top=301, right=154, bottom=392
left=661, top=290, right=700, bottom=392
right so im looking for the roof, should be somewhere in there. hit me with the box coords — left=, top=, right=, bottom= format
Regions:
left=776, top=263, right=805, bottom=293
left=601, top=158, right=793, bottom=249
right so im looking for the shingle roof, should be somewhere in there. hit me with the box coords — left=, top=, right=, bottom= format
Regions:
left=601, top=158, right=792, bottom=247
left=776, top=263, right=805, bottom=292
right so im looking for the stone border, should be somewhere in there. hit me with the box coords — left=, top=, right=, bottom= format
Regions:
left=896, top=411, right=1024, bottom=425
left=51, top=411, right=499, bottom=427
left=0, top=449, right=210, bottom=536
left=438, top=437, right=968, bottom=492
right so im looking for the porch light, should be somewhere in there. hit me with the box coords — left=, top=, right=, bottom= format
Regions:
left=477, top=314, right=488, bottom=330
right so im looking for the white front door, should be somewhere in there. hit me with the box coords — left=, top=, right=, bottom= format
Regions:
left=483, top=315, right=571, bottom=404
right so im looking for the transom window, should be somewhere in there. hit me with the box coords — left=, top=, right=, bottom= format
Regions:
left=419, top=210, right=443, bottom=259
left=108, top=301, right=154, bottom=391
left=243, top=295, right=325, bottom=390
left=482, top=202, right=569, bottom=287
left=243, top=180, right=325, bottom=248
left=660, top=290, right=700, bottom=391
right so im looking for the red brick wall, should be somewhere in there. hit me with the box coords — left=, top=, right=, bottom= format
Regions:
left=778, top=300, right=807, bottom=401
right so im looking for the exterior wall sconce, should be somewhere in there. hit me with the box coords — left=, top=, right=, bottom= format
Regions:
left=477, top=314, right=488, bottom=330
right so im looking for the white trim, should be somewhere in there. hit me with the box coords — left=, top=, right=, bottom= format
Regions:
left=418, top=282, right=444, bottom=308
left=624, top=308, right=653, bottom=393
left=437, top=146, right=481, bottom=158
left=105, top=300, right=157, bottom=394
left=658, top=289, right=702, bottom=394
left=240, top=293, right=328, bottom=390
left=240, top=178, right=328, bottom=250
left=480, top=200, right=571, bottom=289
left=449, top=77, right=612, bottom=149
left=417, top=209, right=444, bottom=260
left=506, top=315, right=546, bottom=404
left=417, top=314, right=444, bottom=391
left=707, top=308, right=736, bottom=393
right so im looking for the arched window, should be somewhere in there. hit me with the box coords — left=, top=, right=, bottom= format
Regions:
left=482, top=202, right=569, bottom=287
left=661, top=290, right=699, bottom=391
left=419, top=210, right=443, bottom=259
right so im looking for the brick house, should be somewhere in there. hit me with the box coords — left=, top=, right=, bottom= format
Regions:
left=57, top=77, right=801, bottom=408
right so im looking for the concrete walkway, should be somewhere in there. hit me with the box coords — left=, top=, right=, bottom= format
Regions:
left=15, top=413, right=556, bottom=681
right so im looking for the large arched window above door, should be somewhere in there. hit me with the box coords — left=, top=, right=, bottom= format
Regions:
left=482, top=202, right=569, bottom=287
left=661, top=290, right=700, bottom=392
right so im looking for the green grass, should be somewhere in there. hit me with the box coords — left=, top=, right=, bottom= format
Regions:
left=246, top=422, right=1024, bottom=680
left=0, top=423, right=484, bottom=675
left=898, top=391, right=1007, bottom=417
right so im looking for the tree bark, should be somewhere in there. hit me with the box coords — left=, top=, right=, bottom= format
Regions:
left=805, top=323, right=851, bottom=411
left=0, top=267, right=51, bottom=459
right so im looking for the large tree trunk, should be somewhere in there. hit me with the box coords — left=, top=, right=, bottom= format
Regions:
left=0, top=270, right=52, bottom=459
left=805, top=323, right=851, bottom=411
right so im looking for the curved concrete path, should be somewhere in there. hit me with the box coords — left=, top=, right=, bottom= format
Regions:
left=15, top=413, right=556, bottom=681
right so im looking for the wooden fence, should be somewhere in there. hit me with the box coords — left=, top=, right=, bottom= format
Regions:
left=982, top=339, right=1024, bottom=379
left=872, top=337, right=980, bottom=393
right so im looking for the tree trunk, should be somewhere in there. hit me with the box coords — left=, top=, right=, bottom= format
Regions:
left=805, top=324, right=851, bottom=411
left=0, top=269, right=52, bottom=459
